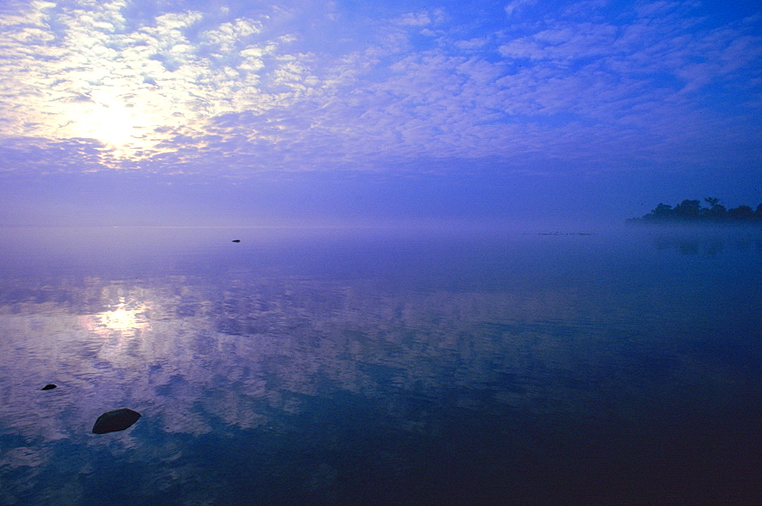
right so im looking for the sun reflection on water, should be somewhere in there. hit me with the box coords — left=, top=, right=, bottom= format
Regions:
left=81, top=298, right=151, bottom=339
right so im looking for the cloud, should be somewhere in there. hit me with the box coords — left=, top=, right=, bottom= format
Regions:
left=505, top=0, right=537, bottom=17
left=0, top=0, right=759, bottom=178
left=0, top=1, right=321, bottom=165
left=393, top=12, right=431, bottom=27
left=454, top=37, right=489, bottom=50
left=199, top=17, right=262, bottom=53
left=498, top=23, right=619, bottom=61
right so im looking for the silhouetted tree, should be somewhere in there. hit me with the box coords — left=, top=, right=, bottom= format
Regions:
left=628, top=198, right=762, bottom=225
left=652, top=203, right=673, bottom=217
left=637, top=203, right=674, bottom=222
left=704, top=197, right=720, bottom=207
left=727, top=205, right=754, bottom=221
left=673, top=199, right=701, bottom=219
left=702, top=197, right=726, bottom=221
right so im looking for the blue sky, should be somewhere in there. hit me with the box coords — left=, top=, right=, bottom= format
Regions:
left=0, top=0, right=760, bottom=226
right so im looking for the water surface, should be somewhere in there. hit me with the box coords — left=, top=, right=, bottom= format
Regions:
left=1, top=225, right=761, bottom=505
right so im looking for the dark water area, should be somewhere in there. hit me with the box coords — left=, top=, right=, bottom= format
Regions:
left=1, top=225, right=761, bottom=505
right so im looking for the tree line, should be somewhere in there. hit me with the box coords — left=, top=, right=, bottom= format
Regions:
left=627, top=198, right=762, bottom=224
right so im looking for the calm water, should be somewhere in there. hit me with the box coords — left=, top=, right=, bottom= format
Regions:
left=1, top=225, right=761, bottom=505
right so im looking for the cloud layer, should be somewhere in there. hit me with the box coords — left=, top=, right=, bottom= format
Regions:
left=0, top=0, right=760, bottom=179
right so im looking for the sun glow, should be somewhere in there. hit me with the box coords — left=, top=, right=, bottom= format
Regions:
left=65, top=97, right=165, bottom=159
left=83, top=106, right=143, bottom=148
left=56, top=94, right=192, bottom=164
left=1, top=1, right=281, bottom=168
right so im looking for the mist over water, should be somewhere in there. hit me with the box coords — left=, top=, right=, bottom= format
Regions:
left=1, top=225, right=761, bottom=505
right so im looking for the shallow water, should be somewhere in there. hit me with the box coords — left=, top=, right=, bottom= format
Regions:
left=1, top=225, right=761, bottom=505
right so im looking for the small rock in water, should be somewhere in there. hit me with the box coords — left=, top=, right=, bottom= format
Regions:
left=41, top=384, right=57, bottom=390
left=92, top=408, right=141, bottom=434
left=232, top=239, right=241, bottom=243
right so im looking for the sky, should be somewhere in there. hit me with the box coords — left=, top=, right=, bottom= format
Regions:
left=0, top=0, right=760, bottom=227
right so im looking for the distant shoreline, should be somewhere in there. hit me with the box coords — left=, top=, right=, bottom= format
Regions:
left=627, top=198, right=762, bottom=225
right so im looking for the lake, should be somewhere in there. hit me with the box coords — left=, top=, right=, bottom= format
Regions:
left=1, top=225, right=761, bottom=505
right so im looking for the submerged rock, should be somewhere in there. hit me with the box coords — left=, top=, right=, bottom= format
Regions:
left=92, top=408, right=141, bottom=434
left=41, top=384, right=57, bottom=390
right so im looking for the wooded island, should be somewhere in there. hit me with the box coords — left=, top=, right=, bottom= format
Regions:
left=627, top=198, right=762, bottom=224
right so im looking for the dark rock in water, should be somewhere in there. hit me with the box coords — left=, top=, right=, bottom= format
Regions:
left=232, top=239, right=241, bottom=243
left=92, top=408, right=141, bottom=434
left=41, top=384, right=57, bottom=390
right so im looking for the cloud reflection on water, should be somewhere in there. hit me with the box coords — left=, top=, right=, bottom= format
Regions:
left=0, top=256, right=737, bottom=440
left=1, top=227, right=761, bottom=504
